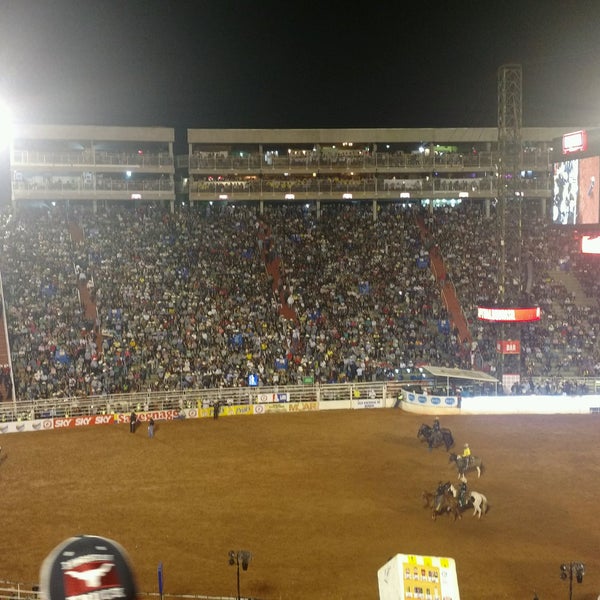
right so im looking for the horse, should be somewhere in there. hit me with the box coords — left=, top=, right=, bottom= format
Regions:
left=448, top=452, right=483, bottom=478
left=423, top=482, right=461, bottom=521
left=417, top=424, right=454, bottom=451
left=432, top=490, right=461, bottom=521
left=449, top=484, right=489, bottom=518
left=422, top=481, right=451, bottom=508
left=467, top=491, right=489, bottom=518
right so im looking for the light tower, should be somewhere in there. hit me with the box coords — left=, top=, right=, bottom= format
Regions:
left=496, top=64, right=524, bottom=385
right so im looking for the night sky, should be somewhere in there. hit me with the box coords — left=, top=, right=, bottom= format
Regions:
left=1, top=0, right=600, bottom=130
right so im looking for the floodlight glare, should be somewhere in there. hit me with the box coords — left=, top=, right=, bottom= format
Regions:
left=0, top=98, right=13, bottom=152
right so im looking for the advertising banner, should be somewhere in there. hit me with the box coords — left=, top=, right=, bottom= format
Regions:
left=496, top=340, right=521, bottom=354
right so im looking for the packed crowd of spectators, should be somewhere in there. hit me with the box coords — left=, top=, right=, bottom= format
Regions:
left=189, top=147, right=552, bottom=171
left=189, top=175, right=547, bottom=196
left=262, top=203, right=466, bottom=383
left=0, top=209, right=95, bottom=401
left=428, top=200, right=600, bottom=378
left=0, top=199, right=599, bottom=402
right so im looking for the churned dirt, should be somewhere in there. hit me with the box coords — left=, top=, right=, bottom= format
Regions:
left=1, top=410, right=600, bottom=600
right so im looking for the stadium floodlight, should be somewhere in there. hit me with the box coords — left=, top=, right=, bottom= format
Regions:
left=560, top=562, right=585, bottom=600
left=228, top=549, right=252, bottom=600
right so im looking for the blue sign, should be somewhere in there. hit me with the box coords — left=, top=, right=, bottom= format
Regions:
left=158, top=562, right=163, bottom=596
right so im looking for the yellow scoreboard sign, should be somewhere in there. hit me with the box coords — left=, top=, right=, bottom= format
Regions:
left=378, top=553, right=460, bottom=600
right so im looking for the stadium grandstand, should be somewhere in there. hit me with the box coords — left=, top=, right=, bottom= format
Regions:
left=1, top=121, right=600, bottom=421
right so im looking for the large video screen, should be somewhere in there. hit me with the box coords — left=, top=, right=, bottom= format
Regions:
left=553, top=155, right=600, bottom=224
left=581, top=234, right=600, bottom=254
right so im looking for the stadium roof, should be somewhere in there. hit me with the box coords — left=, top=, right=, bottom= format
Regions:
left=422, top=366, right=499, bottom=383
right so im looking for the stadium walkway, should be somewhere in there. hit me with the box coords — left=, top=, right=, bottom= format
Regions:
left=415, top=214, right=472, bottom=344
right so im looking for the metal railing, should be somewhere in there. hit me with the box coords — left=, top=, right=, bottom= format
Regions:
left=0, top=381, right=399, bottom=423
left=187, top=150, right=551, bottom=172
left=12, top=150, right=174, bottom=168
left=0, top=585, right=237, bottom=600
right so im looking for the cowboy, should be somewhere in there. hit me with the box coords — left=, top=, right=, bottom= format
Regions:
left=458, top=481, right=468, bottom=508
left=429, top=417, right=442, bottom=448
left=462, top=443, right=472, bottom=467
left=434, top=481, right=447, bottom=512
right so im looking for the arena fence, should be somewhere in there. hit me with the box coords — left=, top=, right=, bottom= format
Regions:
left=0, top=382, right=405, bottom=424
left=3, top=376, right=600, bottom=424
left=0, top=585, right=248, bottom=600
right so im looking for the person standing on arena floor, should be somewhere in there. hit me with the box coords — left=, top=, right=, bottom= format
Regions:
left=148, top=417, right=155, bottom=438
left=129, top=410, right=137, bottom=433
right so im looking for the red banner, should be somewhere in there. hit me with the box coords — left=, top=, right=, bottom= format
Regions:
left=496, top=340, right=521, bottom=354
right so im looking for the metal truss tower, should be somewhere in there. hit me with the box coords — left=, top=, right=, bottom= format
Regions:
left=496, top=64, right=523, bottom=384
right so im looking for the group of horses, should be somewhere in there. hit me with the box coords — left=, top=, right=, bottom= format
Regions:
left=417, top=423, right=488, bottom=520
left=422, top=481, right=488, bottom=520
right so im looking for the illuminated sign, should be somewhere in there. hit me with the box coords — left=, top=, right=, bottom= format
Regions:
left=477, top=306, right=541, bottom=322
left=496, top=340, right=521, bottom=354
left=562, top=130, right=588, bottom=154
left=582, top=235, right=600, bottom=254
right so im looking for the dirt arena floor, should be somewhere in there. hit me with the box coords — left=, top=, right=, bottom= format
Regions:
left=1, top=409, right=600, bottom=600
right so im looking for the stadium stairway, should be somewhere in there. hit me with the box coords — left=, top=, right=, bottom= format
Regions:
left=67, top=221, right=103, bottom=353
left=548, top=269, right=598, bottom=310
left=415, top=214, right=472, bottom=345
left=258, top=221, right=297, bottom=322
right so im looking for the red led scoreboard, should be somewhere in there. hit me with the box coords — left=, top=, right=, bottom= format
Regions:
left=477, top=306, right=540, bottom=357
left=476, top=306, right=541, bottom=322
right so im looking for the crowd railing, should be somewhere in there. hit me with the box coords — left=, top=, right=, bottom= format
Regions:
left=12, top=150, right=174, bottom=168
left=2, top=376, right=600, bottom=424
left=0, top=382, right=400, bottom=424
left=187, top=149, right=551, bottom=172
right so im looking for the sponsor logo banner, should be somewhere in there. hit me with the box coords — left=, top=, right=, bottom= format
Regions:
left=0, top=419, right=55, bottom=433
left=288, top=402, right=318, bottom=412
left=54, top=415, right=114, bottom=428
left=355, top=398, right=383, bottom=409
left=256, top=393, right=290, bottom=403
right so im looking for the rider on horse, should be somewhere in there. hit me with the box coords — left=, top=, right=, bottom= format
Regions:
left=462, top=443, right=472, bottom=467
left=429, top=417, right=442, bottom=448
left=434, top=481, right=447, bottom=512
left=457, top=481, right=468, bottom=508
